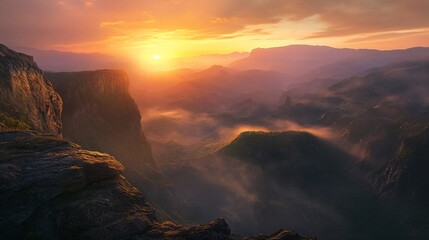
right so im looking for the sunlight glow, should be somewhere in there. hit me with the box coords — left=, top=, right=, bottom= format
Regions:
left=152, top=54, right=160, bottom=60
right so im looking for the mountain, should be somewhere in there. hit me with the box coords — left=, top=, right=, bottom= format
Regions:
left=279, top=61, right=429, bottom=125
left=172, top=52, right=249, bottom=70
left=279, top=61, right=429, bottom=172
left=219, top=131, right=399, bottom=240
left=0, top=44, right=62, bottom=135
left=134, top=65, right=288, bottom=113
left=136, top=45, right=429, bottom=116
left=227, top=98, right=272, bottom=120
left=230, top=45, right=429, bottom=82
left=220, top=131, right=357, bottom=193
left=45, top=70, right=158, bottom=184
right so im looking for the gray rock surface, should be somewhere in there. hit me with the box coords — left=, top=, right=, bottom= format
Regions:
left=0, top=44, right=62, bottom=135
left=45, top=70, right=157, bottom=181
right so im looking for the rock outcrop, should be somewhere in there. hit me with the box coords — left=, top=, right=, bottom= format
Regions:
left=0, top=44, right=62, bottom=135
left=45, top=70, right=157, bottom=181
left=0, top=131, right=315, bottom=240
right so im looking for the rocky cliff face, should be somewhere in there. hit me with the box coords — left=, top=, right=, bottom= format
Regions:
left=45, top=70, right=157, bottom=182
left=0, top=44, right=62, bottom=135
left=0, top=131, right=315, bottom=240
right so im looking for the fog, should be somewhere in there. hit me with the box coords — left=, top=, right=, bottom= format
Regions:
left=137, top=105, right=370, bottom=238
left=130, top=54, right=429, bottom=240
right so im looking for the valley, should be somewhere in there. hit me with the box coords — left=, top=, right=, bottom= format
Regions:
left=124, top=46, right=429, bottom=239
left=1, top=44, right=428, bottom=240
left=2, top=1, right=429, bottom=239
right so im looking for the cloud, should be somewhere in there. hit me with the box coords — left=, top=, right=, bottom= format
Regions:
left=1, top=0, right=428, bottom=51
left=141, top=106, right=353, bottom=235
left=345, top=29, right=429, bottom=44
left=305, top=0, right=429, bottom=38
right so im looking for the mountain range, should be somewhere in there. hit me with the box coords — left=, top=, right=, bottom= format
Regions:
left=1, top=42, right=429, bottom=240
left=131, top=46, right=429, bottom=239
left=230, top=45, right=429, bottom=82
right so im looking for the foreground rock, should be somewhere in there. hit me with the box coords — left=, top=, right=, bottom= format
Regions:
left=0, top=131, right=315, bottom=240
left=0, top=44, right=62, bottom=135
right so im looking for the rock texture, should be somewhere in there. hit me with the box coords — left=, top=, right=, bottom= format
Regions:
left=0, top=131, right=315, bottom=240
left=45, top=70, right=157, bottom=181
left=0, top=44, right=62, bottom=135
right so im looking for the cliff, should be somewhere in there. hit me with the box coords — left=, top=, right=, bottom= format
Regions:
left=0, top=44, right=62, bottom=135
left=45, top=70, right=157, bottom=182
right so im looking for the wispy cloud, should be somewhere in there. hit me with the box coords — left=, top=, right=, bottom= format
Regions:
left=1, top=0, right=428, bottom=53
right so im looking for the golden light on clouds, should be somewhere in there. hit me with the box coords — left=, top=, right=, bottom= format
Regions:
left=1, top=0, right=429, bottom=63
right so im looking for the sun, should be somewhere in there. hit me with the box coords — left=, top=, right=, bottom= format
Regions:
left=152, top=54, right=160, bottom=60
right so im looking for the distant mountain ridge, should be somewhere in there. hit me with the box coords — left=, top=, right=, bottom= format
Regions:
left=230, top=45, right=429, bottom=82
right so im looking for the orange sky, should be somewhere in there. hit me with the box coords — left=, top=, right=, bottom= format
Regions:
left=1, top=0, right=429, bottom=70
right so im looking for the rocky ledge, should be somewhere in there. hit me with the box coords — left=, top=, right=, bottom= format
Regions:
left=0, top=131, right=315, bottom=240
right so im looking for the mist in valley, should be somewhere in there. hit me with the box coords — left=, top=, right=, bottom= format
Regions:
left=1, top=43, right=428, bottom=240
left=127, top=51, right=429, bottom=239
left=31, top=46, right=429, bottom=240
left=138, top=106, right=349, bottom=237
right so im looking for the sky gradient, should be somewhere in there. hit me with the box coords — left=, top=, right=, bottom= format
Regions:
left=1, top=0, right=429, bottom=69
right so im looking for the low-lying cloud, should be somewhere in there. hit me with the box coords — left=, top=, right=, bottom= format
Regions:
left=139, top=104, right=376, bottom=238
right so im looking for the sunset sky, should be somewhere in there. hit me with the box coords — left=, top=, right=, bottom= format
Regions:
left=1, top=0, right=429, bottom=69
